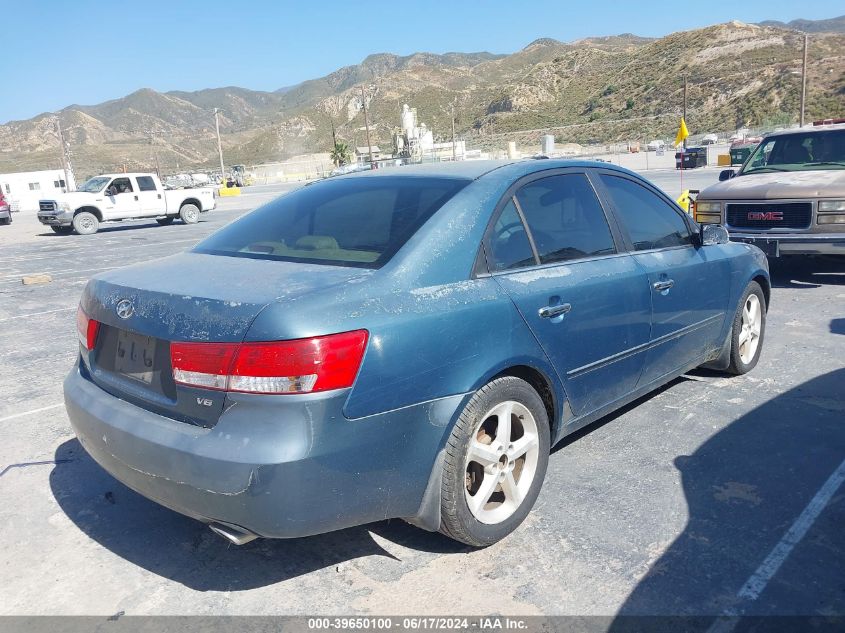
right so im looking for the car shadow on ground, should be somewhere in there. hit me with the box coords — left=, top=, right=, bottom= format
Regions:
left=49, top=439, right=469, bottom=592
left=609, top=368, right=845, bottom=623
left=768, top=256, right=845, bottom=289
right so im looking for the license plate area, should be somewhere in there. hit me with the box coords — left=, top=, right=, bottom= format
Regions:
left=115, top=330, right=156, bottom=384
left=735, top=237, right=779, bottom=257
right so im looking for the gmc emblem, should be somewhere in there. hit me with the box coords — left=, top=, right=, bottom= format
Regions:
left=747, top=211, right=783, bottom=221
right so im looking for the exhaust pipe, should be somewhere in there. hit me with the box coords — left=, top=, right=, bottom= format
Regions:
left=208, top=522, right=258, bottom=545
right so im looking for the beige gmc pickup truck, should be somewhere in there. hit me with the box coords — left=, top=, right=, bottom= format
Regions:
left=695, top=123, right=845, bottom=257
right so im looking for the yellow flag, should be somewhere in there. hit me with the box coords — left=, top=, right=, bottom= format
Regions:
left=674, top=118, right=689, bottom=147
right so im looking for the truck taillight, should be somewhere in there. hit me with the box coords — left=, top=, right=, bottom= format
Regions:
left=76, top=306, right=100, bottom=351
left=170, top=330, right=368, bottom=395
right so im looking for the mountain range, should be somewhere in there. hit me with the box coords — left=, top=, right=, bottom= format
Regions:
left=1, top=16, right=843, bottom=177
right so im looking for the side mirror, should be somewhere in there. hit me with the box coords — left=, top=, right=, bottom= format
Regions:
left=719, top=169, right=736, bottom=181
left=700, top=223, right=729, bottom=246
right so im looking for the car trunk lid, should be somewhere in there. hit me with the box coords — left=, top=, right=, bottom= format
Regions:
left=81, top=252, right=371, bottom=427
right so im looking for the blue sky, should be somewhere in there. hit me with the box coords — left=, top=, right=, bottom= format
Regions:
left=1, top=0, right=841, bottom=123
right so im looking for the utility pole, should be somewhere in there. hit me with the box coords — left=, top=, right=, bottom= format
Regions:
left=451, top=101, right=457, bottom=161
left=214, top=108, right=225, bottom=181
left=800, top=34, right=808, bottom=127
left=55, top=118, right=71, bottom=191
left=147, top=130, right=162, bottom=179
left=682, top=74, right=688, bottom=150
left=361, top=86, right=373, bottom=165
left=330, top=117, right=337, bottom=148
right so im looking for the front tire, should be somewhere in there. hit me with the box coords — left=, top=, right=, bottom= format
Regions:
left=439, top=376, right=550, bottom=547
left=727, top=281, right=766, bottom=375
left=72, top=212, right=99, bottom=235
left=179, top=204, right=200, bottom=224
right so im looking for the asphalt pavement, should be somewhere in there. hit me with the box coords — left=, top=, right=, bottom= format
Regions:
left=0, top=173, right=842, bottom=620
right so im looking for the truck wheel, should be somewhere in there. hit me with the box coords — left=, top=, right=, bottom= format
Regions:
left=439, top=376, right=550, bottom=547
left=72, top=212, right=99, bottom=235
left=156, top=217, right=175, bottom=225
left=51, top=226, right=73, bottom=235
left=179, top=204, right=200, bottom=224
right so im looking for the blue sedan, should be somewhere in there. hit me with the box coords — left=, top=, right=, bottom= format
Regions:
left=65, top=160, right=769, bottom=547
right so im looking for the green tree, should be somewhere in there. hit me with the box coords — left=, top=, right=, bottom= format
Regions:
left=330, top=141, right=352, bottom=167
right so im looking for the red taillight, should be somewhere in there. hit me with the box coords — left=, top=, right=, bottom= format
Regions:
left=170, top=330, right=368, bottom=395
left=76, top=306, right=100, bottom=351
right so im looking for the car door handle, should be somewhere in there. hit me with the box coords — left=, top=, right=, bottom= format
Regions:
left=653, top=280, right=675, bottom=292
left=134, top=195, right=139, bottom=201
left=538, top=303, right=572, bottom=319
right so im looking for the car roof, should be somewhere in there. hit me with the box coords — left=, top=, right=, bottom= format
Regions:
left=332, top=159, right=641, bottom=182
left=763, top=123, right=845, bottom=139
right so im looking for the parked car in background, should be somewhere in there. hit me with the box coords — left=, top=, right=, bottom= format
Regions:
left=65, top=160, right=769, bottom=548
left=695, top=123, right=845, bottom=257
left=701, top=134, right=718, bottom=145
left=0, top=189, right=11, bottom=225
left=647, top=139, right=666, bottom=152
left=329, top=163, right=373, bottom=177
left=37, top=173, right=216, bottom=235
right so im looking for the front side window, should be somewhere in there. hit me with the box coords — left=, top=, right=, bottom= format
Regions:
left=136, top=176, right=157, bottom=191
left=28, top=182, right=40, bottom=191
left=195, top=176, right=469, bottom=268
left=488, top=199, right=535, bottom=271
left=515, top=173, right=616, bottom=264
left=109, top=177, right=134, bottom=194
left=600, top=175, right=692, bottom=251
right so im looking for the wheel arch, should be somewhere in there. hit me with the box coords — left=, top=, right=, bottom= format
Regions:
left=75, top=206, right=102, bottom=221
left=752, top=273, right=770, bottom=311
left=488, top=364, right=559, bottom=439
left=180, top=197, right=201, bottom=211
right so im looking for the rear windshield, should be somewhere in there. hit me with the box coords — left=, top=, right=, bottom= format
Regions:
left=195, top=176, right=469, bottom=268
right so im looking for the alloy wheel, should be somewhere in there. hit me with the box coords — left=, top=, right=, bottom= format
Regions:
left=464, top=400, right=540, bottom=525
left=739, top=294, right=762, bottom=364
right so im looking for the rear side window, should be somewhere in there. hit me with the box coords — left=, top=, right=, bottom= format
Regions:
left=515, top=174, right=616, bottom=264
left=488, top=199, right=536, bottom=271
left=600, top=175, right=692, bottom=251
left=195, top=176, right=469, bottom=268
left=136, top=176, right=157, bottom=191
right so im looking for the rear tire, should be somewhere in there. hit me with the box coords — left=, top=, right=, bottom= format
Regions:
left=51, top=226, right=73, bottom=234
left=156, top=217, right=175, bottom=225
left=72, top=212, right=99, bottom=235
left=179, top=204, right=200, bottom=224
left=727, top=281, right=766, bottom=375
left=439, top=376, right=550, bottom=547
left=0, top=217, right=10, bottom=225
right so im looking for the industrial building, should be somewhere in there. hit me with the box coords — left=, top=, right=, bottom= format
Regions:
left=0, top=169, right=76, bottom=213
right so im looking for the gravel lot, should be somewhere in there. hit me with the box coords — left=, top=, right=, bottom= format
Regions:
left=0, top=169, right=842, bottom=620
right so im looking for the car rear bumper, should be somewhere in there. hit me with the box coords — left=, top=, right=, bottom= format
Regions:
left=64, top=362, right=463, bottom=539
left=729, top=233, right=845, bottom=257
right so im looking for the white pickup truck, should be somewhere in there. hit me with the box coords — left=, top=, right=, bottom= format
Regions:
left=37, top=173, right=216, bottom=235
